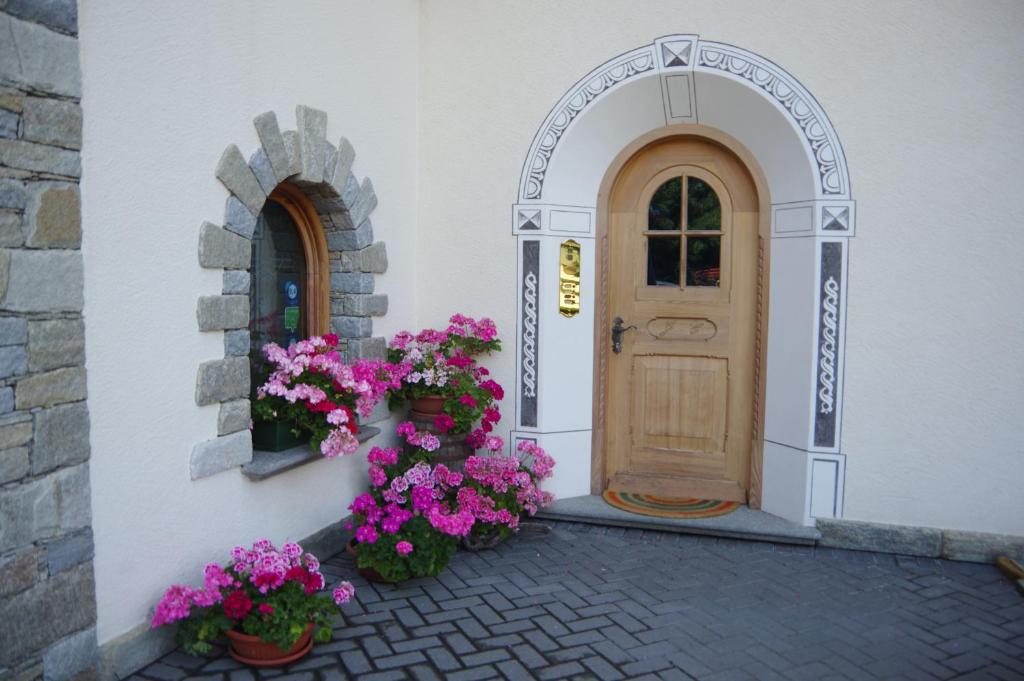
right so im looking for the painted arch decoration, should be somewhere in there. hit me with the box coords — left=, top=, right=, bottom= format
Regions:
left=510, top=35, right=856, bottom=527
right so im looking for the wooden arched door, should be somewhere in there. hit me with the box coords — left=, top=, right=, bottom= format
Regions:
left=604, top=137, right=760, bottom=502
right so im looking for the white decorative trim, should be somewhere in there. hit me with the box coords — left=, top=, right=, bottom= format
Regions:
left=696, top=41, right=850, bottom=198
left=772, top=200, right=856, bottom=238
left=817, top=276, right=839, bottom=415
left=512, top=204, right=596, bottom=237
left=519, top=47, right=657, bottom=200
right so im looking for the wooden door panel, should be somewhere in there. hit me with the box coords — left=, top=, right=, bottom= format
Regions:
left=630, top=355, right=727, bottom=453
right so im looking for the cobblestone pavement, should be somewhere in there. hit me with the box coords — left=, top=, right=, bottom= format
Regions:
left=131, top=521, right=1024, bottom=681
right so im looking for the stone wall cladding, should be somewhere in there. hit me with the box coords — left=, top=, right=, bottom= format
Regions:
left=0, top=4, right=97, bottom=680
left=195, top=106, right=389, bottom=480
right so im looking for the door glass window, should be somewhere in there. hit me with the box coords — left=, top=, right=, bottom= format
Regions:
left=646, top=175, right=723, bottom=288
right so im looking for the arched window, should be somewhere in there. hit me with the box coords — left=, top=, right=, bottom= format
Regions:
left=647, top=175, right=723, bottom=287
left=249, top=183, right=329, bottom=355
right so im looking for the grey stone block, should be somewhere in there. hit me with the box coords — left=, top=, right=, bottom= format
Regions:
left=3, top=0, right=78, bottom=35
left=348, top=178, right=378, bottom=228
left=25, top=182, right=80, bottom=247
left=295, top=105, right=327, bottom=184
left=0, top=209, right=24, bottom=247
left=28, top=318, right=85, bottom=371
left=0, top=179, right=27, bottom=209
left=359, top=241, right=388, bottom=273
left=0, top=473, right=58, bottom=551
left=816, top=518, right=943, bottom=558
left=15, top=366, right=86, bottom=409
left=942, top=529, right=1024, bottom=563
left=322, top=141, right=338, bottom=192
left=0, top=108, right=18, bottom=139
left=0, top=414, right=32, bottom=448
left=330, top=272, right=374, bottom=294
left=99, top=624, right=176, bottom=681
left=22, top=97, right=81, bottom=150
left=218, top=399, right=250, bottom=436
left=224, top=196, right=257, bottom=239
left=54, top=463, right=91, bottom=530
left=328, top=138, right=356, bottom=197
left=46, top=528, right=93, bottom=575
left=0, top=139, right=80, bottom=177
left=0, top=386, right=13, bottom=414
left=222, top=270, right=250, bottom=295
left=0, top=546, right=41, bottom=598
left=252, top=111, right=292, bottom=183
left=0, top=14, right=81, bottom=97
left=0, top=316, right=28, bottom=344
left=198, top=222, right=250, bottom=269
left=332, top=315, right=372, bottom=339
left=340, top=173, right=359, bottom=206
left=33, top=402, right=90, bottom=475
left=282, top=130, right=301, bottom=178
left=190, top=430, right=253, bottom=480
left=327, top=219, right=373, bottom=251
left=248, top=148, right=278, bottom=195
left=196, top=295, right=248, bottom=331
left=347, top=336, right=386, bottom=360
left=0, top=343, right=28, bottom=378
left=333, top=293, right=388, bottom=318
left=1, top=248, right=84, bottom=312
left=0, top=563, right=96, bottom=668
left=44, top=627, right=97, bottom=681
left=224, top=329, right=250, bottom=357
left=215, top=144, right=266, bottom=216
left=0, top=446, right=29, bottom=484
left=195, top=356, right=249, bottom=406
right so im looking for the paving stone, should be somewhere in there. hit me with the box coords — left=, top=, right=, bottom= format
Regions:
left=43, top=626, right=97, bottom=681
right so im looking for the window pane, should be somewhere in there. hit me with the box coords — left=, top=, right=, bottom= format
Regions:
left=250, top=201, right=306, bottom=352
left=686, top=236, right=720, bottom=287
left=647, top=237, right=681, bottom=286
left=687, top=177, right=721, bottom=231
left=648, top=177, right=682, bottom=230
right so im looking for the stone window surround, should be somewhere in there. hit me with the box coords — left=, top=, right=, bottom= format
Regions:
left=191, top=105, right=389, bottom=481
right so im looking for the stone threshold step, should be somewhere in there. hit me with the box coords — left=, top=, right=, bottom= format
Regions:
left=538, top=494, right=820, bottom=546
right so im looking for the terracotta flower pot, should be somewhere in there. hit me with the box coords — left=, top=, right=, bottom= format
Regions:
left=409, top=395, right=446, bottom=417
left=225, top=623, right=313, bottom=667
left=346, top=538, right=399, bottom=584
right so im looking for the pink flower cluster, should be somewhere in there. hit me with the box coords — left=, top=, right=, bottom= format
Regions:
left=151, top=539, right=346, bottom=628
left=458, top=442, right=556, bottom=527
left=446, top=313, right=499, bottom=343
left=396, top=421, right=441, bottom=452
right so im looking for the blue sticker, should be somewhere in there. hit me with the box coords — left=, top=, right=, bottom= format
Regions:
left=284, top=280, right=300, bottom=305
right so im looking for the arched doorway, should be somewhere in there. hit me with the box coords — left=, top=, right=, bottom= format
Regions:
left=510, top=36, right=855, bottom=526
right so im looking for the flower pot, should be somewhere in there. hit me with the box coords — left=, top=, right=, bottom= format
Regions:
left=463, top=529, right=504, bottom=552
left=346, top=538, right=399, bottom=584
left=405, top=411, right=473, bottom=472
left=252, top=421, right=309, bottom=452
left=225, top=624, right=313, bottom=667
left=409, top=395, right=446, bottom=417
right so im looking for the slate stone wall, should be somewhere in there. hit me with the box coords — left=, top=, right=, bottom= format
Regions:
left=0, top=3, right=97, bottom=681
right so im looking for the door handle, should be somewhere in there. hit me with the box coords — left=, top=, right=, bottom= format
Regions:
left=611, top=317, right=637, bottom=354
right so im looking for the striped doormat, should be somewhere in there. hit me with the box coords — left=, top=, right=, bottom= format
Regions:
left=602, top=490, right=740, bottom=519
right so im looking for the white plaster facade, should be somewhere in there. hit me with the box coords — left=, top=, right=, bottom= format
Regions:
left=77, top=0, right=1023, bottom=655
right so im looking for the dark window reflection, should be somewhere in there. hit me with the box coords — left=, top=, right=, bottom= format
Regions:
left=687, top=177, right=721, bottom=231
left=647, top=237, right=681, bottom=286
left=250, top=201, right=305, bottom=354
left=686, top=236, right=720, bottom=286
left=648, top=177, right=682, bottom=230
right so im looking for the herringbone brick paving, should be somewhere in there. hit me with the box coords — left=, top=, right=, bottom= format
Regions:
left=131, top=521, right=1024, bottom=680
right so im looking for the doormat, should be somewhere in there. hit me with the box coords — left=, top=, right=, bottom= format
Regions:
left=602, top=490, right=740, bottom=519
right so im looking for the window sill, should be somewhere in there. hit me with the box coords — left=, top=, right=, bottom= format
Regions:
left=242, top=426, right=380, bottom=481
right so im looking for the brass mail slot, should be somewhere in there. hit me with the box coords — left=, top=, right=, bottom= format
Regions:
left=559, top=239, right=581, bottom=318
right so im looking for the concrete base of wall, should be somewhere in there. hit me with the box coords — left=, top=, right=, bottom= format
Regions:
left=817, top=518, right=1024, bottom=563
left=97, top=517, right=351, bottom=680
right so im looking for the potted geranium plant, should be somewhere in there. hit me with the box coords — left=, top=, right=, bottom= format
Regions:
left=457, top=439, right=556, bottom=550
left=150, top=539, right=354, bottom=666
left=252, top=333, right=400, bottom=455
left=346, top=423, right=476, bottom=582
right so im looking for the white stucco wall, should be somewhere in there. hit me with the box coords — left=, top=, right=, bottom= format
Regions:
left=79, top=1, right=419, bottom=644
left=416, top=1, right=1024, bottom=534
